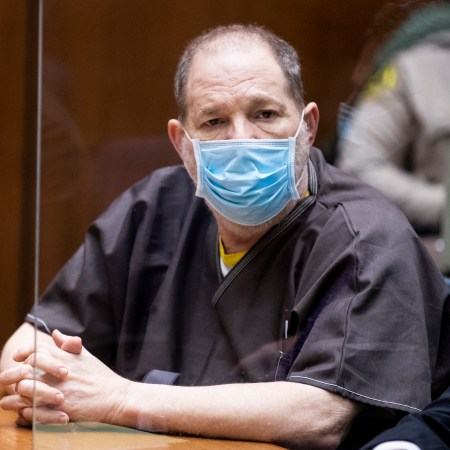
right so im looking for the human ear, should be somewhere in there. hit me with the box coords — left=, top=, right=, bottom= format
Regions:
left=303, top=102, right=320, bottom=145
left=167, top=119, right=188, bottom=160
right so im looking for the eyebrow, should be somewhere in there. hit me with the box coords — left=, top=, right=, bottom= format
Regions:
left=249, top=95, right=288, bottom=113
left=197, top=94, right=288, bottom=118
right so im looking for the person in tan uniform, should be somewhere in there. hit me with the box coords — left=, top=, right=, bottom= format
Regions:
left=337, top=1, right=450, bottom=235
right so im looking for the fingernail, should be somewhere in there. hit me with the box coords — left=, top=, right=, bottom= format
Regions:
left=59, top=414, right=69, bottom=424
left=58, top=367, right=68, bottom=377
left=56, top=393, right=64, bottom=403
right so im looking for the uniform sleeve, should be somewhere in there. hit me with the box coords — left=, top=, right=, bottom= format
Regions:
left=286, top=201, right=449, bottom=414
left=27, top=182, right=148, bottom=366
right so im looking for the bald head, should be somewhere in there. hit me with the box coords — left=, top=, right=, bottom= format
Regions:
left=174, top=24, right=305, bottom=122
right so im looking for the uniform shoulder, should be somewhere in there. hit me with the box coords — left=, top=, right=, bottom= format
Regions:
left=94, top=165, right=195, bottom=225
left=311, top=148, right=415, bottom=242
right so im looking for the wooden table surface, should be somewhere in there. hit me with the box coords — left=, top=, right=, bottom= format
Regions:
left=0, top=408, right=286, bottom=449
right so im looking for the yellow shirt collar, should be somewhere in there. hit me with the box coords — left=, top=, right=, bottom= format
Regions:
left=219, top=237, right=248, bottom=268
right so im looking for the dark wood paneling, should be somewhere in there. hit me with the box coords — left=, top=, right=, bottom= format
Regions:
left=0, top=0, right=28, bottom=347
left=43, top=0, right=388, bottom=147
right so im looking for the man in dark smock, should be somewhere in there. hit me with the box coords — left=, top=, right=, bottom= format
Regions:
left=1, top=24, right=449, bottom=450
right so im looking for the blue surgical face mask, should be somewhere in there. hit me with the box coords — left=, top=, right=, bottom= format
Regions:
left=185, top=111, right=305, bottom=226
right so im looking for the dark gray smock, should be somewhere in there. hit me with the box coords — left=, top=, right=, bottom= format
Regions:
left=28, top=148, right=450, bottom=448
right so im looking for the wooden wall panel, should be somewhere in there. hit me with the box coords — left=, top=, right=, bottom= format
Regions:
left=0, top=1, right=28, bottom=347
left=43, top=0, right=388, bottom=148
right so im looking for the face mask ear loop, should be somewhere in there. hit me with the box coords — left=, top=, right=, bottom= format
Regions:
left=293, top=109, right=305, bottom=139
left=184, top=129, right=194, bottom=143
left=183, top=129, right=203, bottom=196
left=295, top=168, right=305, bottom=188
left=292, top=110, right=306, bottom=194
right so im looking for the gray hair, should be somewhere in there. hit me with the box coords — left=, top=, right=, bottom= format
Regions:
left=174, top=24, right=305, bottom=122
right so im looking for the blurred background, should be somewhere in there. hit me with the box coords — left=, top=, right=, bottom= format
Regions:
left=0, top=0, right=400, bottom=347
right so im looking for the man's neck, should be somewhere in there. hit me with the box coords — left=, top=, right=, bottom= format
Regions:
left=215, top=200, right=298, bottom=254
left=218, top=224, right=267, bottom=254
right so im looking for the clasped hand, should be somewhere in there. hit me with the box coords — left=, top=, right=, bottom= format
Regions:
left=0, top=330, right=127, bottom=427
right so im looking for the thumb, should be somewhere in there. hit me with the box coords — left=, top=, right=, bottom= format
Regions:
left=52, top=329, right=83, bottom=354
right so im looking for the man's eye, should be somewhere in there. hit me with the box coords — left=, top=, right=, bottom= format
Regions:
left=205, top=118, right=221, bottom=127
left=258, top=110, right=276, bottom=120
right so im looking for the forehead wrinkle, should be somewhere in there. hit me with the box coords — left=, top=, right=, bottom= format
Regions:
left=185, top=44, right=296, bottom=121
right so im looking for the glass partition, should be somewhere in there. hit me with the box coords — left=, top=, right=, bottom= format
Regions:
left=33, top=0, right=180, bottom=446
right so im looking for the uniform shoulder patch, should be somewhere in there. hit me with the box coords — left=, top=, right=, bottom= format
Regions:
left=362, top=64, right=398, bottom=100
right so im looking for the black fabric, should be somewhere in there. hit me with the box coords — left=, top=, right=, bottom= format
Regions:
left=142, top=369, right=180, bottom=385
left=28, top=148, right=450, bottom=447
left=360, top=386, right=450, bottom=450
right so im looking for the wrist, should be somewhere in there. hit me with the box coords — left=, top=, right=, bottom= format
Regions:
left=105, top=376, right=133, bottom=425
left=112, top=381, right=170, bottom=433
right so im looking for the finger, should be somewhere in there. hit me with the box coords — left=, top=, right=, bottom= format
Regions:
left=52, top=329, right=83, bottom=355
left=0, top=364, right=35, bottom=387
left=12, top=343, right=37, bottom=363
left=21, top=406, right=69, bottom=425
left=15, top=415, right=32, bottom=428
left=60, top=337, right=83, bottom=354
left=23, top=352, right=68, bottom=379
left=16, top=410, right=32, bottom=428
left=15, top=379, right=64, bottom=407
left=13, top=337, right=60, bottom=363
left=0, top=393, right=33, bottom=411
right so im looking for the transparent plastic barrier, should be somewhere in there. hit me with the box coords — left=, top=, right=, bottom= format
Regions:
left=33, top=1, right=180, bottom=447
